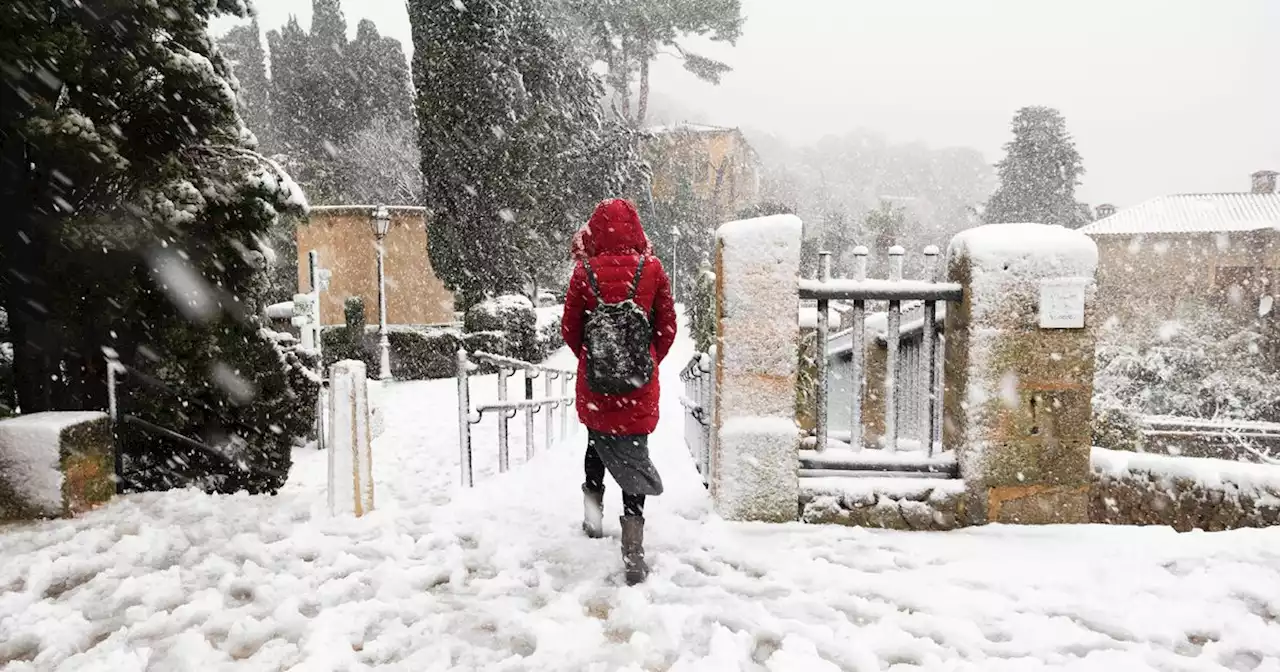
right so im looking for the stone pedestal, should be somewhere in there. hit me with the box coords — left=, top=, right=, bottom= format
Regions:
left=329, top=360, right=375, bottom=517
left=0, top=411, right=114, bottom=520
left=711, top=214, right=803, bottom=522
left=943, top=224, right=1099, bottom=525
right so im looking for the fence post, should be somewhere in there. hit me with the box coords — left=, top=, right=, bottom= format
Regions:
left=944, top=224, right=1098, bottom=525
left=815, top=251, right=832, bottom=451
left=524, top=369, right=536, bottom=460
left=457, top=349, right=474, bottom=488
left=849, top=247, right=868, bottom=451
left=711, top=214, right=803, bottom=522
left=497, top=367, right=510, bottom=473
left=922, top=245, right=940, bottom=455
left=560, top=372, right=570, bottom=437
left=884, top=245, right=905, bottom=451
left=328, top=360, right=374, bottom=516
left=104, top=351, right=124, bottom=487
left=544, top=371, right=555, bottom=448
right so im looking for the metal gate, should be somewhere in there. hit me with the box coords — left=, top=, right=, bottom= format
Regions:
left=799, top=244, right=963, bottom=478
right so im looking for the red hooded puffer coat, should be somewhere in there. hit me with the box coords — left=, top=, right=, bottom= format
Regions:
left=570, top=222, right=653, bottom=262
left=562, top=199, right=678, bottom=435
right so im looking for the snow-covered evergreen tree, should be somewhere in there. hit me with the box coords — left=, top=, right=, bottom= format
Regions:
left=983, top=106, right=1089, bottom=228
left=217, top=20, right=273, bottom=151
left=411, top=0, right=644, bottom=307
left=336, top=117, right=423, bottom=205
left=2, top=0, right=314, bottom=494
left=262, top=6, right=416, bottom=204
left=349, top=20, right=416, bottom=132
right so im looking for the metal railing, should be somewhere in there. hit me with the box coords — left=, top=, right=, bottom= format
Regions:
left=679, top=350, right=714, bottom=486
left=456, top=349, right=576, bottom=488
left=799, top=245, right=962, bottom=473
left=105, top=352, right=250, bottom=490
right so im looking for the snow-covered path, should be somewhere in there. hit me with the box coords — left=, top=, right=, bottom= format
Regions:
left=3, top=329, right=1280, bottom=670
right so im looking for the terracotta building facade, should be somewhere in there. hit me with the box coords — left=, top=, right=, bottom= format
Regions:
left=295, top=205, right=455, bottom=327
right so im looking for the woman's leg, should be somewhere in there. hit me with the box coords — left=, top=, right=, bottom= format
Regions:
left=582, top=431, right=606, bottom=538
left=621, top=492, right=646, bottom=517
left=583, top=431, right=606, bottom=492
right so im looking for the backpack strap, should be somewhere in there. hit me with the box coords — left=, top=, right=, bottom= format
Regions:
left=627, top=256, right=647, bottom=301
left=582, top=260, right=604, bottom=301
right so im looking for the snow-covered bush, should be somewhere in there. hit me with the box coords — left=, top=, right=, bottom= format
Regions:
left=462, top=331, right=510, bottom=373
left=344, top=296, right=367, bottom=332
left=535, top=314, right=564, bottom=361
left=388, top=328, right=462, bottom=379
left=1094, top=310, right=1280, bottom=423
left=321, top=323, right=464, bottom=380
left=465, top=295, right=537, bottom=362
left=1092, top=396, right=1144, bottom=452
left=119, top=326, right=318, bottom=496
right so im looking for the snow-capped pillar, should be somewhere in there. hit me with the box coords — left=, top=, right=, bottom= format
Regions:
left=711, top=214, right=804, bottom=522
left=943, top=224, right=1099, bottom=525
left=328, top=360, right=374, bottom=517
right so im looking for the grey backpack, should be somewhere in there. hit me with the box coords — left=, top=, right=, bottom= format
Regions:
left=582, top=257, right=654, bottom=395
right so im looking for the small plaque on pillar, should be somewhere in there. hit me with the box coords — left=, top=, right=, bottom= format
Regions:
left=1038, top=278, right=1087, bottom=329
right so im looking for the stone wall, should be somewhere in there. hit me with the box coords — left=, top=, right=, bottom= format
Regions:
left=803, top=448, right=1280, bottom=531
left=1091, top=448, right=1280, bottom=531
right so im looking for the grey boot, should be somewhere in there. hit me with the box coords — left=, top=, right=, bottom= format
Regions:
left=620, top=515, right=649, bottom=585
left=582, top=485, right=604, bottom=538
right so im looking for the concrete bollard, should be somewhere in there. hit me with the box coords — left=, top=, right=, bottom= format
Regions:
left=328, top=360, right=374, bottom=517
left=943, top=223, right=1099, bottom=525
left=711, top=214, right=804, bottom=522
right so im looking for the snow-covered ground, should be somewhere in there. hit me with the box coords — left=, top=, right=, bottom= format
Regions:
left=3, top=328, right=1280, bottom=670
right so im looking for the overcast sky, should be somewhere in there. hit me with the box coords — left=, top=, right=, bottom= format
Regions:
left=216, top=0, right=1280, bottom=208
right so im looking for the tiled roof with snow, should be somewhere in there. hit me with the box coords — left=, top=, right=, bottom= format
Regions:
left=1081, top=193, right=1280, bottom=236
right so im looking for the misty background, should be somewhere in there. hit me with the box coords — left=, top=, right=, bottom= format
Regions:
left=217, top=0, right=1280, bottom=210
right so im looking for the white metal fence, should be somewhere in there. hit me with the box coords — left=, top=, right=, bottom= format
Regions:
left=456, top=349, right=576, bottom=487
left=679, top=351, right=714, bottom=487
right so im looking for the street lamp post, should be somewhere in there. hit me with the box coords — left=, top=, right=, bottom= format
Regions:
left=371, top=205, right=392, bottom=381
left=671, top=225, right=681, bottom=305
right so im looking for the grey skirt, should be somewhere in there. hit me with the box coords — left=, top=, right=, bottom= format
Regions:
left=588, top=430, right=664, bottom=496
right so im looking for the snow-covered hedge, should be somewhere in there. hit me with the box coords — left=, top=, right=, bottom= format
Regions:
left=388, top=328, right=463, bottom=379
left=315, top=295, right=563, bottom=380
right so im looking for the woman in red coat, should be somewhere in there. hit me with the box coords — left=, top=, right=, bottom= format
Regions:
left=562, top=198, right=677, bottom=585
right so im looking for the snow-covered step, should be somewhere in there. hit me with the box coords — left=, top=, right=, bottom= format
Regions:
left=798, top=447, right=959, bottom=478
left=800, top=475, right=967, bottom=529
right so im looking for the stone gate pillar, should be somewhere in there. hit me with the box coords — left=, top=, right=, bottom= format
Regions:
left=943, top=223, right=1099, bottom=525
left=711, top=214, right=803, bottom=522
